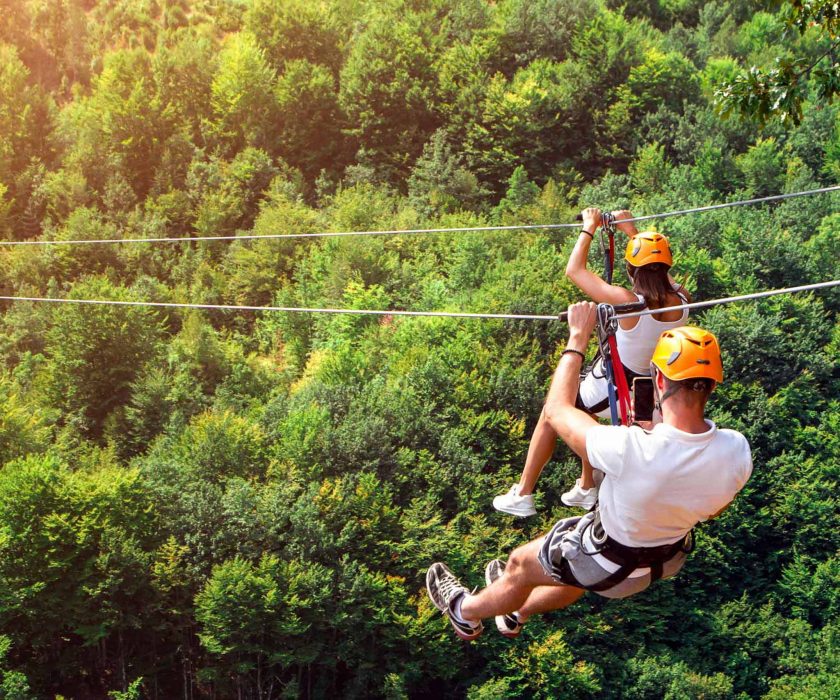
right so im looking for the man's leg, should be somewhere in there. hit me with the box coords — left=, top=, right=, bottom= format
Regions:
left=516, top=584, right=586, bottom=622
left=461, top=538, right=574, bottom=621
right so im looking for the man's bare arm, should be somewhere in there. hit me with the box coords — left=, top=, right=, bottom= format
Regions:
left=543, top=302, right=599, bottom=459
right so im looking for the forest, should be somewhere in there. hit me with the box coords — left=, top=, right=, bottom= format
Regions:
left=0, top=0, right=838, bottom=698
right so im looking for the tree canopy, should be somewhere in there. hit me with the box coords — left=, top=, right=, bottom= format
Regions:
left=0, top=0, right=837, bottom=698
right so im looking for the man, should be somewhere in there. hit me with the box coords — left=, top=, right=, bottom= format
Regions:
left=426, top=301, right=752, bottom=640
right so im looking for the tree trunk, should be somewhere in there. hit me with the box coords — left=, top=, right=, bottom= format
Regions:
left=119, top=628, right=127, bottom=690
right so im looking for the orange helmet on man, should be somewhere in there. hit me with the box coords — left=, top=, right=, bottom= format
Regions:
left=625, top=232, right=673, bottom=268
left=650, top=326, right=723, bottom=383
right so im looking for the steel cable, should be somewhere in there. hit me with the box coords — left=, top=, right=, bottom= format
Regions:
left=0, top=185, right=837, bottom=247
left=0, top=280, right=836, bottom=322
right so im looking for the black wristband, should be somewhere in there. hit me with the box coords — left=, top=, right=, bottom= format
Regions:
left=580, top=229, right=594, bottom=239
left=561, top=348, right=586, bottom=361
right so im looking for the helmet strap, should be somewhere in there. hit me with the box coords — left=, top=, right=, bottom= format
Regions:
left=651, top=364, right=663, bottom=412
left=651, top=365, right=681, bottom=407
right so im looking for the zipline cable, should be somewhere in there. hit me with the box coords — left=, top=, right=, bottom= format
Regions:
left=0, top=281, right=836, bottom=322
left=0, top=295, right=562, bottom=321
left=1, top=185, right=838, bottom=247
left=614, top=280, right=840, bottom=320
left=628, top=185, right=840, bottom=225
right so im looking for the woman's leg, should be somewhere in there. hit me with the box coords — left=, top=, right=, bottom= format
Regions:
left=517, top=408, right=558, bottom=496
left=513, top=363, right=602, bottom=498
left=571, top=363, right=607, bottom=491
left=579, top=455, right=596, bottom=489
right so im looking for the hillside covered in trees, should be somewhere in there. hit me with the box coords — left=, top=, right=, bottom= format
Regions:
left=0, top=0, right=838, bottom=698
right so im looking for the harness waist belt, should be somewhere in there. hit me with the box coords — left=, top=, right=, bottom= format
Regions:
left=577, top=512, right=694, bottom=592
left=598, top=535, right=690, bottom=568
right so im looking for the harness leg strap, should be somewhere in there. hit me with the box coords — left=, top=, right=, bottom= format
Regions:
left=585, top=559, right=640, bottom=592
left=649, top=561, right=664, bottom=584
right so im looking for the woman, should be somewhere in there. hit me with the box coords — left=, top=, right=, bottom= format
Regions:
left=493, top=207, right=691, bottom=516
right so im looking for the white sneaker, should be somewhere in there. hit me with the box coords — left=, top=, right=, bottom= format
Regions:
left=493, top=484, right=536, bottom=517
left=560, top=478, right=598, bottom=508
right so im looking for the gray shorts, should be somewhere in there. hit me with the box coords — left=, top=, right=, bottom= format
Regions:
left=537, top=512, right=687, bottom=599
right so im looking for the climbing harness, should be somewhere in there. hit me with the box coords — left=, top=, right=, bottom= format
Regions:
left=543, top=511, right=695, bottom=593
left=594, top=213, right=632, bottom=426
left=595, top=303, right=634, bottom=426
left=577, top=300, right=644, bottom=419
left=579, top=511, right=694, bottom=591
left=591, top=213, right=638, bottom=426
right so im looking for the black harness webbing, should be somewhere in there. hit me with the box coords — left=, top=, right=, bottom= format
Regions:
left=561, top=511, right=694, bottom=593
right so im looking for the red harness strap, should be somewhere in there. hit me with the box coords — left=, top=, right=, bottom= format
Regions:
left=606, top=334, right=632, bottom=425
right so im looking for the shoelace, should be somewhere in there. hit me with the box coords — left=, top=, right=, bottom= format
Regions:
left=436, top=570, right=466, bottom=604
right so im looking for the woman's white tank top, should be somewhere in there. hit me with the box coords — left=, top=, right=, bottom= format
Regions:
left=616, top=289, right=689, bottom=374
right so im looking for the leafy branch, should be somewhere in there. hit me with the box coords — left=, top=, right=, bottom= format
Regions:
left=715, top=0, right=840, bottom=125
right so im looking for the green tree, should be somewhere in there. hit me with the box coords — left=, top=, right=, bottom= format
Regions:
left=0, top=370, right=51, bottom=466
left=195, top=554, right=331, bottom=697
left=27, top=0, right=90, bottom=91
left=59, top=48, right=173, bottom=204
left=628, top=143, right=673, bottom=196
left=160, top=313, right=230, bottom=425
left=152, top=30, right=216, bottom=145
left=40, top=206, right=123, bottom=283
left=0, top=453, right=159, bottom=695
left=339, top=12, right=441, bottom=183
left=0, top=44, right=53, bottom=225
left=170, top=410, right=267, bottom=483
left=485, top=0, right=599, bottom=75
left=208, top=32, right=277, bottom=156
left=734, top=138, right=785, bottom=197
left=0, top=635, right=32, bottom=700
left=189, top=147, right=281, bottom=238
left=274, top=59, right=347, bottom=183
left=511, top=629, right=600, bottom=698
left=465, top=58, right=583, bottom=190
left=222, top=193, right=320, bottom=306
left=716, top=0, right=840, bottom=125
left=44, top=277, right=164, bottom=439
left=626, top=655, right=735, bottom=699
left=495, top=165, right=541, bottom=216
left=245, top=0, right=345, bottom=73
left=624, top=48, right=700, bottom=116
left=408, top=129, right=487, bottom=216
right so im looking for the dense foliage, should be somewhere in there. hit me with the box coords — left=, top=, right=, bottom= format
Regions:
left=0, top=0, right=837, bottom=698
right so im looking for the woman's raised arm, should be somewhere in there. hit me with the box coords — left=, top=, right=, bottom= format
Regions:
left=565, top=207, right=637, bottom=305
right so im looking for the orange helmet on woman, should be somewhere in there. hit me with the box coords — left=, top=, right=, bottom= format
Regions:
left=650, top=326, right=723, bottom=383
left=625, top=232, right=673, bottom=268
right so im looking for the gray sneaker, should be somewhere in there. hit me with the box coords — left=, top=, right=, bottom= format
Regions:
left=484, top=559, right=523, bottom=638
left=493, top=484, right=537, bottom=517
left=426, top=563, right=483, bottom=641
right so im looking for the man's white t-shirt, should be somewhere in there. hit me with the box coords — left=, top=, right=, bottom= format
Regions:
left=585, top=420, right=753, bottom=547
